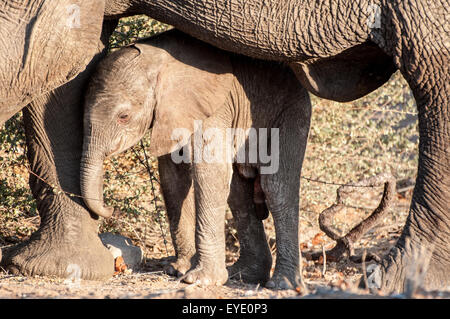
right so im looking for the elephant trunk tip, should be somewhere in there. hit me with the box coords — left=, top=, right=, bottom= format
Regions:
left=80, top=155, right=114, bottom=218
left=92, top=205, right=114, bottom=218
left=83, top=196, right=114, bottom=218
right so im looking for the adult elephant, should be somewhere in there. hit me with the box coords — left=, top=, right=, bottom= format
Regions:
left=0, top=1, right=105, bottom=125
left=102, top=0, right=448, bottom=294
left=0, top=1, right=119, bottom=280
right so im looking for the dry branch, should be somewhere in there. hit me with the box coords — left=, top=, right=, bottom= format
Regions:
left=306, top=173, right=396, bottom=263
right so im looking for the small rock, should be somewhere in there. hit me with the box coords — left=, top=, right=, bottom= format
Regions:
left=99, top=233, right=143, bottom=270
left=107, top=245, right=122, bottom=259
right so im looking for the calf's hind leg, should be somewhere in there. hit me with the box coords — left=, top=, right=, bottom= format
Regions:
left=227, top=168, right=272, bottom=284
left=261, top=108, right=310, bottom=289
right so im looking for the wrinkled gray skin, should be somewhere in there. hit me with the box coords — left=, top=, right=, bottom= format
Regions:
left=81, top=30, right=311, bottom=288
left=0, top=1, right=105, bottom=125
left=0, top=1, right=120, bottom=280
left=103, top=0, right=450, bottom=294
left=1, top=0, right=448, bottom=293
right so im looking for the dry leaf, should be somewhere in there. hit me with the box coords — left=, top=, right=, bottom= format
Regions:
left=317, top=255, right=324, bottom=265
left=312, top=233, right=325, bottom=246
left=114, top=256, right=127, bottom=275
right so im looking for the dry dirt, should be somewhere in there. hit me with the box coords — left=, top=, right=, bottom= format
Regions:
left=3, top=187, right=443, bottom=300
left=0, top=252, right=383, bottom=299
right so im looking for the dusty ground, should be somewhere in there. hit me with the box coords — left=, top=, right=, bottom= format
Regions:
left=3, top=187, right=440, bottom=299
left=0, top=251, right=384, bottom=299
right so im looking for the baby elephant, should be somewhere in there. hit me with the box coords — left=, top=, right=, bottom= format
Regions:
left=81, top=30, right=311, bottom=289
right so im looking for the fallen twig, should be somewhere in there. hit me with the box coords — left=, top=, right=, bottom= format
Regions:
left=306, top=173, right=396, bottom=263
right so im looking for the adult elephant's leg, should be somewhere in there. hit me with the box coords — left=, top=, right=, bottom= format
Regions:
left=371, top=2, right=450, bottom=293
left=0, top=20, right=119, bottom=280
left=158, top=154, right=197, bottom=277
left=378, top=78, right=449, bottom=293
left=227, top=168, right=272, bottom=284
left=377, top=72, right=449, bottom=293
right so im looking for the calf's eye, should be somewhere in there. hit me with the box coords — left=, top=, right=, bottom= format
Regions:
left=117, top=113, right=130, bottom=124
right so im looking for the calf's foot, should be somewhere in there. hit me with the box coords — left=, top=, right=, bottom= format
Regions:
left=265, top=266, right=300, bottom=290
left=183, top=261, right=228, bottom=286
left=228, top=254, right=272, bottom=284
left=164, top=254, right=197, bottom=277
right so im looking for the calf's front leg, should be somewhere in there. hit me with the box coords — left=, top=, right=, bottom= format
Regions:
left=158, top=154, right=196, bottom=277
left=182, top=127, right=232, bottom=286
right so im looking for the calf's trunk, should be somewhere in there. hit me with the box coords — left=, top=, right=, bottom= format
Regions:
left=80, top=147, right=113, bottom=218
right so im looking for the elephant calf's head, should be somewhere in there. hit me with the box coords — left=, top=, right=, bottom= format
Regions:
left=80, top=45, right=159, bottom=218
left=81, top=31, right=234, bottom=218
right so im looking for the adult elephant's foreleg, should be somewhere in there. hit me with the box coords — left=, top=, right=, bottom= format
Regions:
left=0, top=20, right=119, bottom=280
left=1, top=90, right=114, bottom=280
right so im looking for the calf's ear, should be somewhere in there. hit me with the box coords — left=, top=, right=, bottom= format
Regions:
left=290, top=42, right=397, bottom=102
left=146, top=39, right=234, bottom=157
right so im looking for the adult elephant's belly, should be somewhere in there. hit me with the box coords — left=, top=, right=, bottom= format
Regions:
left=290, top=42, right=398, bottom=103
left=0, top=0, right=105, bottom=125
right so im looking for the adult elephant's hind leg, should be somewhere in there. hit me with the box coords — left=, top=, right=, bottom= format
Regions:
left=364, top=1, right=450, bottom=294
left=376, top=76, right=450, bottom=294
left=376, top=101, right=450, bottom=293
left=227, top=169, right=272, bottom=284
left=366, top=5, right=450, bottom=291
